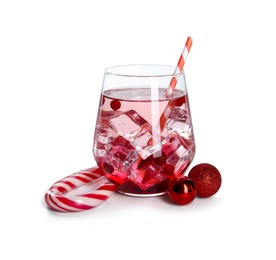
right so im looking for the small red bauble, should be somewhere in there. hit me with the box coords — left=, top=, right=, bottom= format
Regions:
left=168, top=176, right=196, bottom=205
left=188, top=163, right=221, bottom=198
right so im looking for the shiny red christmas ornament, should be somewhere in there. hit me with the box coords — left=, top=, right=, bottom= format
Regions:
left=168, top=176, right=196, bottom=205
left=188, top=163, right=221, bottom=198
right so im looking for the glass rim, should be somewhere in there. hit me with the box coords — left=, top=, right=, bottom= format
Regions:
left=105, top=64, right=184, bottom=78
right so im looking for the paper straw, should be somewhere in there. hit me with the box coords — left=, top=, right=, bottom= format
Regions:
left=166, top=36, right=193, bottom=96
left=157, top=37, right=193, bottom=132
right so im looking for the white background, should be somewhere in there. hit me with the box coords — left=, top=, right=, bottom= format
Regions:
left=1, top=0, right=276, bottom=259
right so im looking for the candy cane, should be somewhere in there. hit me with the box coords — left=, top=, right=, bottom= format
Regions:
left=44, top=166, right=117, bottom=212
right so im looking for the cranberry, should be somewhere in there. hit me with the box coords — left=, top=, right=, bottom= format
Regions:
left=103, top=163, right=114, bottom=174
left=175, top=96, right=186, bottom=107
left=163, top=164, right=175, bottom=175
left=153, top=152, right=167, bottom=166
left=110, top=100, right=121, bottom=111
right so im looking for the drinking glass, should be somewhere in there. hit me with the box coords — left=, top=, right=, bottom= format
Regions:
left=93, top=64, right=195, bottom=197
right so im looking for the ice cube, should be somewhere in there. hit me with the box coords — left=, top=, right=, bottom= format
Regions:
left=129, top=156, right=166, bottom=190
left=129, top=123, right=162, bottom=160
left=100, top=110, right=123, bottom=121
left=125, top=110, right=148, bottom=126
left=107, top=136, right=138, bottom=172
left=100, top=136, right=138, bottom=185
left=166, top=108, right=193, bottom=139
left=109, top=110, right=147, bottom=138
left=162, top=131, right=194, bottom=174
left=101, top=161, right=128, bottom=185
left=93, top=121, right=118, bottom=158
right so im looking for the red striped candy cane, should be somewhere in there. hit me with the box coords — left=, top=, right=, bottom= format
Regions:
left=44, top=166, right=117, bottom=212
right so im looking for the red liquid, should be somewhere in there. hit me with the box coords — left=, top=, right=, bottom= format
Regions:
left=93, top=88, right=195, bottom=196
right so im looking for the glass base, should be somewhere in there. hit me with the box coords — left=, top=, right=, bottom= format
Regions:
left=117, top=180, right=169, bottom=197
left=118, top=190, right=167, bottom=197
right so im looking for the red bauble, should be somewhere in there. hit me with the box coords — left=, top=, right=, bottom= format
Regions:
left=188, top=163, right=221, bottom=198
left=168, top=176, right=196, bottom=205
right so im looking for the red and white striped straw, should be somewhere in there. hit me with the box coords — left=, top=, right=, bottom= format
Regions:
left=166, top=36, right=193, bottom=96
left=157, top=37, right=193, bottom=132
